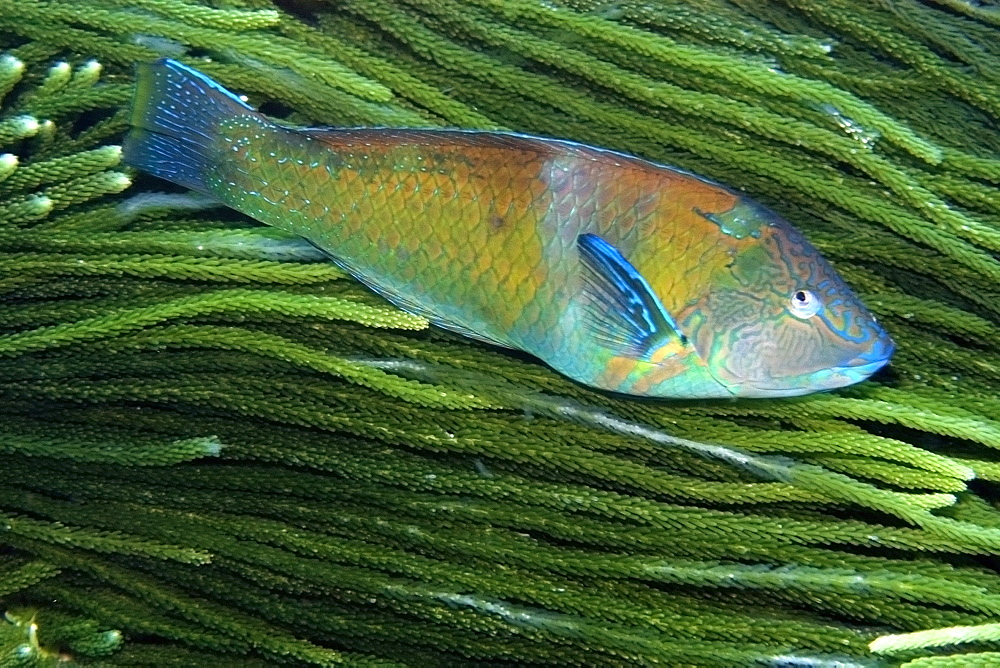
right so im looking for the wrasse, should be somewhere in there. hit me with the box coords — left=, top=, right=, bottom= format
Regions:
left=124, top=59, right=894, bottom=399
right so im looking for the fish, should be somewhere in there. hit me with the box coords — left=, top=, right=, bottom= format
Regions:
left=123, top=58, right=894, bottom=399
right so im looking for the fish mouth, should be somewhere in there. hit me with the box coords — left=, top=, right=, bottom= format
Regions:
left=835, top=334, right=896, bottom=380
left=837, top=352, right=892, bottom=376
left=727, top=336, right=896, bottom=398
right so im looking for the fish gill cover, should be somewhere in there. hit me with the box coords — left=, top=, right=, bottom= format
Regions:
left=0, top=0, right=999, bottom=665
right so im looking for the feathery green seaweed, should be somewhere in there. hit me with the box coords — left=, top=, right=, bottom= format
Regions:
left=2, top=0, right=1000, bottom=665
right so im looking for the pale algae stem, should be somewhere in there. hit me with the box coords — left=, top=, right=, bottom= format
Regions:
left=917, top=172, right=1000, bottom=216
left=102, top=324, right=498, bottom=409
left=806, top=457, right=965, bottom=493
left=0, top=290, right=425, bottom=354
left=17, top=81, right=130, bottom=121
left=0, top=509, right=212, bottom=565
left=664, top=419, right=973, bottom=481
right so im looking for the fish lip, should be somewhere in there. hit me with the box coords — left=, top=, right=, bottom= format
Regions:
left=830, top=356, right=891, bottom=381
left=837, top=334, right=896, bottom=376
left=726, top=338, right=896, bottom=398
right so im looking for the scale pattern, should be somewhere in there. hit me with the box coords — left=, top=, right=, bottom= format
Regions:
left=124, top=59, right=895, bottom=398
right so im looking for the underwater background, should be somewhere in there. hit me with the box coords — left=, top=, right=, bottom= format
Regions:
left=3, top=0, right=1000, bottom=665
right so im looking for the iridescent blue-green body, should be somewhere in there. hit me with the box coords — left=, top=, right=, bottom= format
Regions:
left=124, top=59, right=894, bottom=398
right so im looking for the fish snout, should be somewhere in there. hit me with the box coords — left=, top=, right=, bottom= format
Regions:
left=834, top=329, right=895, bottom=382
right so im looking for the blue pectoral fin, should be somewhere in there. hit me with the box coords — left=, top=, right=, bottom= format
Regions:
left=577, top=233, right=687, bottom=359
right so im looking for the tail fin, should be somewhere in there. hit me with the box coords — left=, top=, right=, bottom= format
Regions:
left=123, top=58, right=255, bottom=195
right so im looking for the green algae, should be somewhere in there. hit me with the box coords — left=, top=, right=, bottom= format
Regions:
left=1, top=0, right=1000, bottom=665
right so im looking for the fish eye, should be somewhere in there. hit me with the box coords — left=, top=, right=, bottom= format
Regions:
left=789, top=289, right=821, bottom=318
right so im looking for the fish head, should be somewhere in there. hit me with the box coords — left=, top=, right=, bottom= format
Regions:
left=683, top=201, right=895, bottom=398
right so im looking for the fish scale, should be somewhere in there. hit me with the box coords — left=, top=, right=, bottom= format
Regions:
left=124, top=59, right=895, bottom=399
